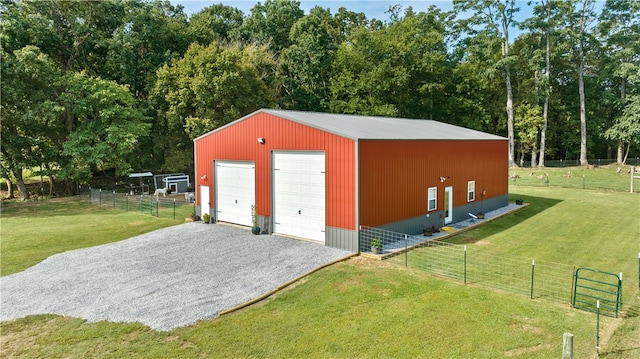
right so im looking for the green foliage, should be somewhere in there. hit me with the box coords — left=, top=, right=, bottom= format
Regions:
left=189, top=3, right=244, bottom=45
left=2, top=0, right=639, bottom=191
left=515, top=102, right=543, bottom=153
left=605, top=95, right=640, bottom=161
left=59, top=72, right=149, bottom=182
left=232, top=0, right=304, bottom=53
left=150, top=41, right=275, bottom=172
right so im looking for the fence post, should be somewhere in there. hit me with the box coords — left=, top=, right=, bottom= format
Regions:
left=530, top=259, right=535, bottom=299
left=113, top=190, right=116, bottom=209
left=89, top=186, right=92, bottom=203
left=464, top=245, right=467, bottom=285
left=631, top=166, right=635, bottom=193
left=99, top=189, right=102, bottom=206
left=140, top=195, right=143, bottom=213
left=156, top=198, right=159, bottom=217
left=619, top=272, right=623, bottom=308
left=582, top=175, right=585, bottom=190
left=562, top=332, right=574, bottom=359
left=173, top=199, right=176, bottom=220
left=596, top=300, right=601, bottom=353
left=404, top=234, right=408, bottom=268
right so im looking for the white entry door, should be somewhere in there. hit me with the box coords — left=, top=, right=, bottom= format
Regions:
left=215, top=161, right=255, bottom=226
left=444, top=186, right=453, bottom=224
left=200, top=185, right=210, bottom=218
left=273, top=152, right=326, bottom=242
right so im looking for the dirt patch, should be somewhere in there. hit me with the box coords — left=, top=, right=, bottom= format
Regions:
left=347, top=255, right=395, bottom=269
left=504, top=344, right=552, bottom=357
left=128, top=221, right=146, bottom=226
left=463, top=238, right=491, bottom=246
left=509, top=322, right=544, bottom=335
left=335, top=275, right=364, bottom=292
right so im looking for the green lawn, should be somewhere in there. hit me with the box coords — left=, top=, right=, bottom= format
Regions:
left=0, top=199, right=189, bottom=276
left=1, top=187, right=638, bottom=358
left=508, top=164, right=638, bottom=192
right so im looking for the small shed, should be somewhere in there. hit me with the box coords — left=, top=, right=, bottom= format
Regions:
left=128, top=172, right=153, bottom=194
left=153, top=173, right=190, bottom=193
left=194, top=109, right=508, bottom=252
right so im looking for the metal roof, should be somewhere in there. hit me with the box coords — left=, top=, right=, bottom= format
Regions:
left=263, top=109, right=506, bottom=141
left=195, top=109, right=506, bottom=141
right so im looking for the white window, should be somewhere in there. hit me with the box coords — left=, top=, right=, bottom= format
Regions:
left=427, top=187, right=437, bottom=211
left=468, top=181, right=475, bottom=202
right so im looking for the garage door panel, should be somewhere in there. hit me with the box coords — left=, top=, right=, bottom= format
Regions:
left=273, top=152, right=325, bottom=243
left=216, top=161, right=255, bottom=226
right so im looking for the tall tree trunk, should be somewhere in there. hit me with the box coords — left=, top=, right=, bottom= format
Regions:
left=13, top=168, right=29, bottom=201
left=617, top=140, right=624, bottom=164
left=617, top=79, right=626, bottom=164
left=4, top=178, right=14, bottom=199
left=623, top=142, right=630, bottom=164
left=578, top=46, right=588, bottom=166
left=531, top=137, right=538, bottom=167
left=577, top=0, right=591, bottom=166
left=579, top=75, right=588, bottom=165
left=539, top=0, right=551, bottom=168
left=506, top=67, right=515, bottom=167
left=503, top=26, right=515, bottom=168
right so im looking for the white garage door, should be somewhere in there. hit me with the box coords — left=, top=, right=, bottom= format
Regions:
left=215, top=161, right=255, bottom=226
left=273, top=152, right=326, bottom=242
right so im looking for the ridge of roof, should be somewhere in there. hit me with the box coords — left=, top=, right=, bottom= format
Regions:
left=262, top=109, right=506, bottom=141
left=194, top=108, right=507, bottom=141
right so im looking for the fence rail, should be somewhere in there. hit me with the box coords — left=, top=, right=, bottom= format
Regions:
left=362, top=226, right=577, bottom=306
left=80, top=188, right=195, bottom=220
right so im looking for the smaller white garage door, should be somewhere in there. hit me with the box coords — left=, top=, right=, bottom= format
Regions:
left=215, top=161, right=255, bottom=226
left=273, top=152, right=326, bottom=242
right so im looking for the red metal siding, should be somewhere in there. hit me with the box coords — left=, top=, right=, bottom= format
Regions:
left=358, top=140, right=508, bottom=227
left=194, top=112, right=357, bottom=230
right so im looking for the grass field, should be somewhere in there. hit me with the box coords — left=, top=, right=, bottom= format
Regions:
left=0, top=199, right=189, bottom=276
left=1, top=185, right=639, bottom=358
left=508, top=164, right=639, bottom=192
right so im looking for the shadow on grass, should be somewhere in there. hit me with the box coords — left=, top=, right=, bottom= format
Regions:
left=444, top=193, right=563, bottom=245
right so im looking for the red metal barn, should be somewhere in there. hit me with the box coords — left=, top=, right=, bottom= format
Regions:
left=194, top=109, right=508, bottom=252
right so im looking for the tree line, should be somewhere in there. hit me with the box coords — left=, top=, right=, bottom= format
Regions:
left=2, top=0, right=639, bottom=199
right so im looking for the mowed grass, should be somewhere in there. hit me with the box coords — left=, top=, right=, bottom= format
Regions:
left=0, top=199, right=189, bottom=276
left=446, top=186, right=639, bottom=302
left=1, top=187, right=639, bottom=358
left=508, top=164, right=638, bottom=192
left=0, top=262, right=600, bottom=358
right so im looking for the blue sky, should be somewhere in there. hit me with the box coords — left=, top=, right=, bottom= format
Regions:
left=171, top=1, right=605, bottom=40
left=173, top=1, right=456, bottom=21
left=170, top=0, right=533, bottom=39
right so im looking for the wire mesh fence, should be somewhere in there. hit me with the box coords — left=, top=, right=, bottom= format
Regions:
left=520, top=158, right=640, bottom=168
left=362, top=225, right=576, bottom=305
left=80, top=188, right=196, bottom=220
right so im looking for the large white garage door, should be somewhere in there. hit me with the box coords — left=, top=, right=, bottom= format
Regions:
left=215, top=161, right=255, bottom=226
left=273, top=152, right=326, bottom=242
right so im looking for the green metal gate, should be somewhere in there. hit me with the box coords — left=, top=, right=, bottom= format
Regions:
left=572, top=268, right=622, bottom=318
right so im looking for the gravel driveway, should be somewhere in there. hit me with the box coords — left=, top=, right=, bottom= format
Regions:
left=0, top=223, right=354, bottom=331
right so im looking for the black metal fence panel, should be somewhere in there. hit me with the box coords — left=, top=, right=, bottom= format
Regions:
left=80, top=188, right=195, bottom=220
